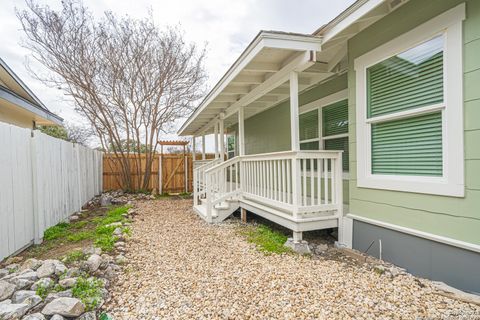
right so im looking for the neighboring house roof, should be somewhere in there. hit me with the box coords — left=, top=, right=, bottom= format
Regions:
left=178, top=0, right=408, bottom=136
left=0, top=57, right=63, bottom=126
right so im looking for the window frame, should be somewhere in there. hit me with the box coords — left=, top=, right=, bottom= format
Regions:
left=299, top=89, right=349, bottom=176
left=354, top=4, right=465, bottom=197
left=227, top=132, right=236, bottom=159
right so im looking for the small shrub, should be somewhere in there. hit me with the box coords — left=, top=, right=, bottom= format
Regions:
left=95, top=225, right=116, bottom=236
left=35, top=282, right=62, bottom=299
left=72, top=277, right=103, bottom=311
left=44, top=222, right=69, bottom=240
left=94, top=235, right=116, bottom=252
left=63, top=250, right=88, bottom=264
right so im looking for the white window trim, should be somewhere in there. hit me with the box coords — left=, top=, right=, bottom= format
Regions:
left=354, top=4, right=465, bottom=197
left=227, top=131, right=236, bottom=158
left=299, top=89, right=349, bottom=178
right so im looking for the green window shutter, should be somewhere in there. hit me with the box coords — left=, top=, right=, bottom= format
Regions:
left=325, top=137, right=349, bottom=171
left=322, top=99, right=348, bottom=136
left=367, top=36, right=444, bottom=118
left=371, top=112, right=442, bottom=176
left=299, top=109, right=318, bottom=141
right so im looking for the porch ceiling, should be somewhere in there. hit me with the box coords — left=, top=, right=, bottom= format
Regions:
left=178, top=31, right=326, bottom=136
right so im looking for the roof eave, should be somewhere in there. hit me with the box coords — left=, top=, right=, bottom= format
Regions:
left=177, top=31, right=322, bottom=136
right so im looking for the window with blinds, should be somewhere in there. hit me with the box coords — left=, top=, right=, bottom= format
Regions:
left=299, top=109, right=318, bottom=141
left=323, top=99, right=349, bottom=136
left=367, top=35, right=444, bottom=177
left=298, top=97, right=349, bottom=172
left=323, top=99, right=349, bottom=171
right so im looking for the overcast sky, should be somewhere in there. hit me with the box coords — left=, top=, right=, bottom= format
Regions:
left=1, top=0, right=355, bottom=146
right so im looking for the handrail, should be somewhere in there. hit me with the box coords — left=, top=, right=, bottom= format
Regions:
left=204, top=156, right=241, bottom=174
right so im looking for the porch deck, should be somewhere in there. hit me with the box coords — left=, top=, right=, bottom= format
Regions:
left=193, top=150, right=343, bottom=234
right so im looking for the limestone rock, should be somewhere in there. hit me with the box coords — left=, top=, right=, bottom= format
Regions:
left=115, top=254, right=127, bottom=265
left=77, top=311, right=97, bottom=320
left=65, top=267, right=81, bottom=278
left=0, top=302, right=29, bottom=319
left=20, top=259, right=42, bottom=271
left=36, top=260, right=66, bottom=278
left=113, top=228, right=122, bottom=236
left=21, top=312, right=46, bottom=320
left=100, top=195, right=112, bottom=206
left=0, top=280, right=16, bottom=300
left=0, top=269, right=9, bottom=279
left=22, top=312, right=46, bottom=320
left=58, top=278, right=77, bottom=288
left=12, top=270, right=38, bottom=282
left=23, top=294, right=42, bottom=309
left=44, top=290, right=73, bottom=304
left=11, top=290, right=36, bottom=304
left=50, top=315, right=65, bottom=320
left=42, top=297, right=85, bottom=317
left=31, top=278, right=54, bottom=291
left=86, top=254, right=102, bottom=273
left=9, top=278, right=34, bottom=291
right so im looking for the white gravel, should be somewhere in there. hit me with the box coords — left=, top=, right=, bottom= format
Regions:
left=104, top=199, right=480, bottom=319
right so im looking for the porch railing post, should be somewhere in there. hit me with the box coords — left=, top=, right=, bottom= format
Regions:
left=335, top=152, right=343, bottom=216
left=202, top=135, right=206, bottom=160
left=206, top=171, right=212, bottom=222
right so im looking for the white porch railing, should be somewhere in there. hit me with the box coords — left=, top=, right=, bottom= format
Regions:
left=195, top=150, right=343, bottom=222
left=193, top=158, right=222, bottom=205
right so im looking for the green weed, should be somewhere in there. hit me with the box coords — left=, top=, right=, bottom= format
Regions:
left=72, top=277, right=104, bottom=311
left=44, top=222, right=69, bottom=240
left=63, top=250, right=88, bottom=264
left=243, top=225, right=291, bottom=254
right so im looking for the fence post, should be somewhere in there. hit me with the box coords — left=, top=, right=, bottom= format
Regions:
left=30, top=130, right=41, bottom=244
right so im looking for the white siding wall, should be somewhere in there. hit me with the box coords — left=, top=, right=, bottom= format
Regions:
left=0, top=122, right=102, bottom=261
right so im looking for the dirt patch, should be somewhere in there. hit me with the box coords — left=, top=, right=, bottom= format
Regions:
left=4, top=206, right=115, bottom=265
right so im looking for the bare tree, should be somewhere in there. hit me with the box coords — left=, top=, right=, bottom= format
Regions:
left=65, top=122, right=94, bottom=146
left=17, top=0, right=206, bottom=191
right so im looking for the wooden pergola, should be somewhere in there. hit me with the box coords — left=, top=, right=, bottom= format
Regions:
left=158, top=140, right=190, bottom=194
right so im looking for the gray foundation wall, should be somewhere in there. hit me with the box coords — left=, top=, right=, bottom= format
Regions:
left=352, top=220, right=480, bottom=294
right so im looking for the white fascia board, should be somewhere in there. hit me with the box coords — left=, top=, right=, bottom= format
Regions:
left=178, top=32, right=322, bottom=136
left=321, top=0, right=385, bottom=43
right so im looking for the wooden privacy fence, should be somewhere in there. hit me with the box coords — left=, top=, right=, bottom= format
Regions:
left=0, top=122, right=103, bottom=261
left=103, top=153, right=215, bottom=193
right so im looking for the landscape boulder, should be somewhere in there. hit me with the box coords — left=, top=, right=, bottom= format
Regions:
left=86, top=254, right=102, bottom=273
left=0, top=302, right=30, bottom=319
left=36, top=260, right=66, bottom=278
left=11, top=290, right=36, bottom=304
left=20, top=259, right=42, bottom=271
left=0, top=280, right=16, bottom=300
left=42, top=297, right=85, bottom=317
left=22, top=312, right=46, bottom=320
left=31, top=278, right=54, bottom=291
left=58, top=278, right=77, bottom=289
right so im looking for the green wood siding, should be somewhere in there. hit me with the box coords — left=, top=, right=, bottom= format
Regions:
left=371, top=112, right=443, bottom=176
left=348, top=0, right=480, bottom=245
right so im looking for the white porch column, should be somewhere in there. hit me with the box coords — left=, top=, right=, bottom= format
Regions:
left=192, top=136, right=196, bottom=161
left=238, top=107, right=245, bottom=156
left=290, top=71, right=301, bottom=220
left=219, top=114, right=225, bottom=161
left=214, top=121, right=219, bottom=159
left=201, top=135, right=206, bottom=160
left=289, top=71, right=300, bottom=151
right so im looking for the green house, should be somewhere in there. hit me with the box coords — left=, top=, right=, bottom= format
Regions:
left=179, top=0, right=480, bottom=294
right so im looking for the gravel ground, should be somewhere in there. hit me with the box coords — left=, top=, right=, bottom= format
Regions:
left=104, top=199, right=480, bottom=319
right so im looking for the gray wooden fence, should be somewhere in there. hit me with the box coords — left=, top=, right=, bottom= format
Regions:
left=0, top=122, right=103, bottom=261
